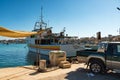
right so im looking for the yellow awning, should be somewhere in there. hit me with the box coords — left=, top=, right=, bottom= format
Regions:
left=0, top=27, right=44, bottom=38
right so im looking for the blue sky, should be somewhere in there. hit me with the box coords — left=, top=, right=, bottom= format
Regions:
left=0, top=0, right=120, bottom=40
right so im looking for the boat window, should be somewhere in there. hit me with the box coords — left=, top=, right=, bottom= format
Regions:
left=41, top=39, right=51, bottom=45
left=55, top=39, right=58, bottom=43
left=35, top=39, right=40, bottom=44
left=30, top=35, right=35, bottom=38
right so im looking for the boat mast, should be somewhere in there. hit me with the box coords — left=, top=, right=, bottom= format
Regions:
left=34, top=6, right=47, bottom=31
left=40, top=7, right=43, bottom=29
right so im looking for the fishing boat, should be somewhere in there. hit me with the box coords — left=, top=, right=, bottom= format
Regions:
left=26, top=8, right=84, bottom=57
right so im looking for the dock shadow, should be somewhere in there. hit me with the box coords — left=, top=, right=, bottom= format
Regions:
left=65, top=67, right=120, bottom=80
left=29, top=70, right=40, bottom=75
left=65, top=68, right=89, bottom=80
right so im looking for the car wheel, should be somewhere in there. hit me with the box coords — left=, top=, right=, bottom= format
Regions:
left=90, top=62, right=104, bottom=73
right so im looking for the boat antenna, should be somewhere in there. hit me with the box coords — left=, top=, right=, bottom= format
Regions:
left=39, top=6, right=44, bottom=29
left=40, top=6, right=47, bottom=29
left=63, top=27, right=66, bottom=33
left=41, top=6, right=43, bottom=23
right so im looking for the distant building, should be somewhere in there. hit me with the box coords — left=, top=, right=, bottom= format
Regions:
left=97, top=32, right=101, bottom=40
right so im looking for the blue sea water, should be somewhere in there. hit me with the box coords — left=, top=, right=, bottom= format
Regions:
left=0, top=43, right=35, bottom=68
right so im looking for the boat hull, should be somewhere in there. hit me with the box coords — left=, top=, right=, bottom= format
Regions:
left=28, top=44, right=84, bottom=57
